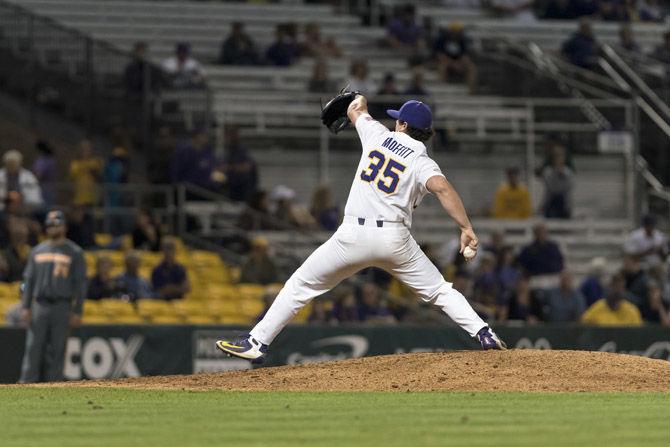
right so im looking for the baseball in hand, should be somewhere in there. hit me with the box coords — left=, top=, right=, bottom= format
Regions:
left=463, top=246, right=477, bottom=261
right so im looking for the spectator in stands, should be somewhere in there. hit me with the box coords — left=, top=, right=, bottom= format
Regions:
left=581, top=272, right=643, bottom=326
left=546, top=271, right=586, bottom=322
left=652, top=31, right=670, bottom=64
left=300, top=22, right=342, bottom=59
left=308, top=300, right=332, bottom=324
left=434, top=23, right=476, bottom=94
left=103, top=145, right=131, bottom=230
left=331, top=289, right=358, bottom=322
left=618, top=24, right=640, bottom=53
left=497, top=246, right=521, bottom=304
left=489, top=0, right=537, bottom=23
left=370, top=73, right=401, bottom=116
left=561, top=18, right=599, bottom=69
left=219, top=22, right=259, bottom=65
left=308, top=58, right=337, bottom=93
left=266, top=24, right=300, bottom=67
left=471, top=252, right=499, bottom=321
left=347, top=59, right=377, bottom=96
left=623, top=215, right=668, bottom=267
left=598, top=0, right=627, bottom=21
left=377, top=73, right=400, bottom=96
left=403, top=68, right=429, bottom=96
left=151, top=238, right=190, bottom=300
left=1, top=225, right=29, bottom=283
left=125, top=41, right=162, bottom=96
left=170, top=128, right=220, bottom=192
left=87, top=256, right=116, bottom=300
left=540, top=147, right=574, bottom=218
left=386, top=4, right=425, bottom=51
left=0, top=192, right=40, bottom=247
left=638, top=0, right=666, bottom=22
left=132, top=209, right=162, bottom=252
left=161, top=42, right=205, bottom=89
left=149, top=126, right=177, bottom=185
left=625, top=252, right=648, bottom=294
left=483, top=231, right=509, bottom=259
left=221, top=125, right=258, bottom=203
left=639, top=280, right=670, bottom=324
left=491, top=166, right=532, bottom=219
left=648, top=263, right=670, bottom=305
left=310, top=185, right=340, bottom=231
left=0, top=149, right=43, bottom=211
left=517, top=222, right=564, bottom=277
left=497, top=275, right=538, bottom=323
left=32, top=140, right=56, bottom=208
left=272, top=185, right=317, bottom=229
left=357, top=282, right=395, bottom=323
left=69, top=139, right=103, bottom=207
left=240, top=237, right=279, bottom=285
left=580, top=257, right=607, bottom=307
left=116, top=251, right=153, bottom=302
left=66, top=205, right=96, bottom=250
left=237, top=190, right=277, bottom=231
left=451, top=269, right=473, bottom=296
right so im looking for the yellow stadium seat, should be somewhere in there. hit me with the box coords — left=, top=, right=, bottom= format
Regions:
left=94, top=233, right=113, bottom=247
left=184, top=314, right=218, bottom=325
left=82, top=314, right=111, bottom=324
left=83, top=300, right=102, bottom=315
left=294, top=303, right=313, bottom=323
left=136, top=299, right=175, bottom=317
left=237, top=284, right=266, bottom=299
left=151, top=314, right=184, bottom=324
left=98, top=299, right=136, bottom=318
left=115, top=314, right=145, bottom=324
left=173, top=300, right=205, bottom=316
left=141, top=251, right=163, bottom=266
left=229, top=267, right=241, bottom=283
left=220, top=313, right=253, bottom=325
left=239, top=300, right=265, bottom=319
left=119, top=235, right=133, bottom=251
left=0, top=282, right=21, bottom=300
left=210, top=284, right=238, bottom=299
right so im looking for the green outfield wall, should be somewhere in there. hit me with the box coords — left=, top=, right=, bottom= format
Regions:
left=2, top=325, right=670, bottom=383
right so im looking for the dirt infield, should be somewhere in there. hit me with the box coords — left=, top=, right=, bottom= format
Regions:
left=30, top=350, right=670, bottom=392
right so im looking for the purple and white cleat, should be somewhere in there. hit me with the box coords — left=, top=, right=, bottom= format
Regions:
left=216, top=334, right=268, bottom=364
left=477, top=326, right=507, bottom=350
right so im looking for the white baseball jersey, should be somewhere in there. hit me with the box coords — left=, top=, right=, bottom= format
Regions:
left=249, top=112, right=488, bottom=347
left=344, top=114, right=445, bottom=227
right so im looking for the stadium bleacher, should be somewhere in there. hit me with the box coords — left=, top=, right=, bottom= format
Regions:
left=1, top=0, right=666, bottom=329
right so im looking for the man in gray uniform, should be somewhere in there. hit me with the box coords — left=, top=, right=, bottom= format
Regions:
left=19, top=210, right=87, bottom=383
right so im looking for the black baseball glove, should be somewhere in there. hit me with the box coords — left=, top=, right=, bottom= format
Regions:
left=320, top=89, right=361, bottom=134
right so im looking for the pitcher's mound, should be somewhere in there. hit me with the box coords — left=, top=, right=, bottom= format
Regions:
left=48, top=350, right=670, bottom=392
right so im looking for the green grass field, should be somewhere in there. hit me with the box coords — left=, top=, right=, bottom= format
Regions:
left=2, top=388, right=669, bottom=447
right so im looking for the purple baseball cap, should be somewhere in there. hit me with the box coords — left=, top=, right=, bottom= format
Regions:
left=387, top=100, right=433, bottom=129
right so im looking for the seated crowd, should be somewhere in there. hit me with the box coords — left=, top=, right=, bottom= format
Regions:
left=1, top=123, right=668, bottom=326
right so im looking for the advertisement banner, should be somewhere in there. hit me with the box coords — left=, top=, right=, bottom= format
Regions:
left=3, top=324, right=670, bottom=383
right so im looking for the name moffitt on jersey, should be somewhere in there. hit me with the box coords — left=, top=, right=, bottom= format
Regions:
left=344, top=114, right=445, bottom=227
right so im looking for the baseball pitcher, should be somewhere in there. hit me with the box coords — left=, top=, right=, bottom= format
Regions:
left=217, top=93, right=506, bottom=362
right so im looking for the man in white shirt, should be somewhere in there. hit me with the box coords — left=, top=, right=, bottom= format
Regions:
left=0, top=150, right=43, bottom=210
left=161, top=42, right=205, bottom=89
left=216, top=96, right=506, bottom=361
left=624, top=215, right=668, bottom=267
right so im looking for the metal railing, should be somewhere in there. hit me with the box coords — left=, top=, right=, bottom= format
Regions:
left=0, top=0, right=213, bottom=167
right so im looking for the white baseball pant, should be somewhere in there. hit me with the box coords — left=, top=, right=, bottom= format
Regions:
left=250, top=217, right=487, bottom=345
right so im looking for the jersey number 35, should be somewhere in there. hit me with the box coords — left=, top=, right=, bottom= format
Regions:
left=360, top=150, right=406, bottom=195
